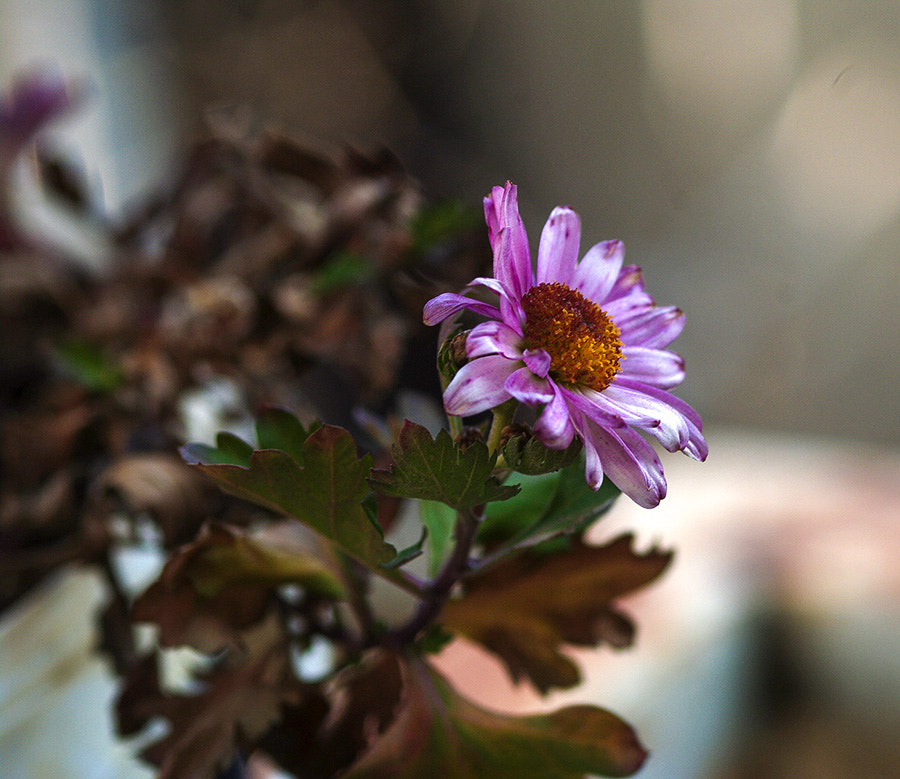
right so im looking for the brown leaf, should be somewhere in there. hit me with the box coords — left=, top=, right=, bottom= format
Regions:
left=440, top=534, right=673, bottom=693
left=132, top=521, right=342, bottom=651
left=91, top=453, right=212, bottom=547
left=126, top=623, right=303, bottom=779
left=341, top=653, right=647, bottom=778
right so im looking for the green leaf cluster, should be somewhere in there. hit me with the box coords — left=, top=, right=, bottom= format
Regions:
left=368, top=421, right=519, bottom=511
left=181, top=407, right=394, bottom=568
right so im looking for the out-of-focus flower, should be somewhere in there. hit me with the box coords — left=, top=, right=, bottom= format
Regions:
left=424, top=182, right=707, bottom=507
left=0, top=69, right=81, bottom=250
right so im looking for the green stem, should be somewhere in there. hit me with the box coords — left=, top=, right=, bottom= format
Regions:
left=485, top=399, right=516, bottom=455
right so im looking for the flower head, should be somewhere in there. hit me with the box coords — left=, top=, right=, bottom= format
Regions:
left=424, top=182, right=707, bottom=508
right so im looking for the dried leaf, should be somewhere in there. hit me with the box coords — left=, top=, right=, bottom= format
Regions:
left=440, top=534, right=673, bottom=693
left=126, top=631, right=303, bottom=779
left=368, top=420, right=519, bottom=511
left=341, top=653, right=647, bottom=778
left=92, top=453, right=211, bottom=547
left=178, top=521, right=344, bottom=599
left=132, top=521, right=342, bottom=650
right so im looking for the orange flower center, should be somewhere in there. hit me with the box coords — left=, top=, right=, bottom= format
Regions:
left=521, top=282, right=623, bottom=391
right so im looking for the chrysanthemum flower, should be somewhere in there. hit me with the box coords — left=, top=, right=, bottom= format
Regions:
left=423, top=182, right=707, bottom=508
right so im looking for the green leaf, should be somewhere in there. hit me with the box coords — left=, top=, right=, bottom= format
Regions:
left=368, top=421, right=519, bottom=511
left=419, top=501, right=457, bottom=577
left=312, top=252, right=375, bottom=295
left=255, top=405, right=317, bottom=462
left=382, top=526, right=428, bottom=570
left=185, top=424, right=395, bottom=568
left=441, top=535, right=673, bottom=693
left=341, top=653, right=647, bottom=778
left=181, top=431, right=254, bottom=466
left=409, top=200, right=480, bottom=256
left=52, top=338, right=124, bottom=392
left=479, top=458, right=621, bottom=560
left=477, top=472, right=560, bottom=550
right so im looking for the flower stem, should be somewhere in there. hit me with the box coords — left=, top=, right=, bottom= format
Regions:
left=384, top=506, right=481, bottom=648
left=485, top=398, right=516, bottom=455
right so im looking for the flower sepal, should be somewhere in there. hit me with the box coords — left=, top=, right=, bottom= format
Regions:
left=436, top=329, right=469, bottom=389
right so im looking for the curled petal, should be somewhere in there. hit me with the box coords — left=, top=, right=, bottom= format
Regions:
left=620, top=346, right=685, bottom=389
left=534, top=384, right=576, bottom=449
left=576, top=416, right=667, bottom=507
left=592, top=384, right=691, bottom=453
left=483, top=185, right=505, bottom=250
left=422, top=292, right=500, bottom=326
left=505, top=367, right=554, bottom=405
left=612, top=378, right=707, bottom=460
left=572, top=240, right=625, bottom=303
left=537, top=207, right=581, bottom=284
left=444, top=355, right=516, bottom=416
left=467, top=321, right=524, bottom=359
left=522, top=348, right=551, bottom=378
left=491, top=187, right=533, bottom=301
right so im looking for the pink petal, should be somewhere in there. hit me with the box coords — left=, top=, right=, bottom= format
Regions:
left=467, top=321, right=524, bottom=359
left=483, top=185, right=505, bottom=251
left=616, top=305, right=686, bottom=349
left=612, top=378, right=707, bottom=460
left=572, top=240, right=624, bottom=303
left=490, top=187, right=533, bottom=302
left=603, top=290, right=655, bottom=322
left=522, top=348, right=551, bottom=378
left=594, top=383, right=691, bottom=452
left=443, top=354, right=516, bottom=416
left=620, top=346, right=685, bottom=389
left=422, top=292, right=500, bottom=326
left=576, top=415, right=667, bottom=507
left=534, top=384, right=576, bottom=448
left=606, top=264, right=644, bottom=301
left=505, top=367, right=554, bottom=405
left=537, top=207, right=581, bottom=284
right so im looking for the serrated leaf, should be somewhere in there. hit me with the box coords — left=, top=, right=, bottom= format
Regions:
left=341, top=652, right=647, bottom=778
left=124, top=621, right=302, bottom=779
left=185, top=425, right=395, bottom=568
left=440, top=534, right=673, bottom=693
left=255, top=405, right=316, bottom=462
left=501, top=434, right=582, bottom=475
left=368, top=421, right=519, bottom=511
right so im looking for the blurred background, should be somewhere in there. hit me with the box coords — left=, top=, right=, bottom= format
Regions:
left=1, top=1, right=899, bottom=777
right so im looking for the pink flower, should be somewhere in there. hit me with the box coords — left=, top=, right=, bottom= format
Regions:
left=423, top=182, right=707, bottom=508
